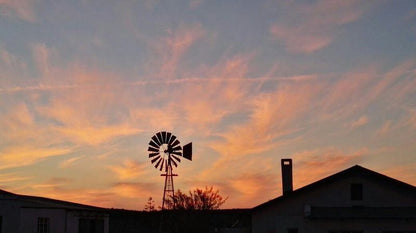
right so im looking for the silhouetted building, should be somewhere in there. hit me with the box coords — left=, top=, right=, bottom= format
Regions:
left=0, top=189, right=108, bottom=233
left=252, top=162, right=416, bottom=233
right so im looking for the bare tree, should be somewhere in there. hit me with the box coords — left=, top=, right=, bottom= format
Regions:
left=144, top=197, right=155, bottom=211
left=166, top=186, right=227, bottom=210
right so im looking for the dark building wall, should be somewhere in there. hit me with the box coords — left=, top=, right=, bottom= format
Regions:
left=108, top=209, right=251, bottom=233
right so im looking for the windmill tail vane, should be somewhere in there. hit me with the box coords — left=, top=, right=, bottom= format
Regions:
left=147, top=131, right=192, bottom=209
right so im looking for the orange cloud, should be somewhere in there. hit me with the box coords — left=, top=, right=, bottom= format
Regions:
left=225, top=172, right=278, bottom=208
left=211, top=80, right=322, bottom=158
left=0, top=173, right=31, bottom=184
left=292, top=148, right=368, bottom=188
left=109, top=159, right=148, bottom=180
left=59, top=156, right=84, bottom=168
left=0, top=145, right=72, bottom=170
left=382, top=163, right=416, bottom=187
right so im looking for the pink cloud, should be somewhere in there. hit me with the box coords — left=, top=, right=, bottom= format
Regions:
left=32, top=43, right=51, bottom=76
left=189, top=0, right=203, bottom=9
left=270, top=0, right=373, bottom=53
left=150, top=24, right=205, bottom=79
left=0, top=0, right=37, bottom=22
left=350, top=115, right=369, bottom=129
left=408, top=110, right=416, bottom=129
left=376, top=120, right=393, bottom=136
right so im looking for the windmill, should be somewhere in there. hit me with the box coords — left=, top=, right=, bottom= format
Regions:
left=147, top=131, right=192, bottom=209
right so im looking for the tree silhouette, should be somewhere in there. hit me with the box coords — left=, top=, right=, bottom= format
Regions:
left=166, top=186, right=227, bottom=210
left=144, top=197, right=155, bottom=211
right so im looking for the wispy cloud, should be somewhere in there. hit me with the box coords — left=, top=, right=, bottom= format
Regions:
left=293, top=148, right=368, bottom=188
left=149, top=23, right=205, bottom=79
left=270, top=0, right=373, bottom=53
left=109, top=159, right=147, bottom=180
left=0, top=0, right=37, bottom=22
left=0, top=145, right=72, bottom=170
left=59, top=156, right=84, bottom=168
left=350, top=115, right=369, bottom=129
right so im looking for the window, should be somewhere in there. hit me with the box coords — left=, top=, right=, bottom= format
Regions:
left=288, top=229, right=298, bottom=233
left=79, top=218, right=104, bottom=233
left=37, top=217, right=49, bottom=233
left=350, top=183, right=363, bottom=200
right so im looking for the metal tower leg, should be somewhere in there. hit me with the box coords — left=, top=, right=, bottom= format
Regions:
left=161, top=163, right=177, bottom=210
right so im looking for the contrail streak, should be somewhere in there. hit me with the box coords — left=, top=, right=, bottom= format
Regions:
left=0, top=75, right=317, bottom=93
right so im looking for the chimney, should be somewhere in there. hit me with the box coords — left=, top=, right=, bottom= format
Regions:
left=281, top=159, right=293, bottom=195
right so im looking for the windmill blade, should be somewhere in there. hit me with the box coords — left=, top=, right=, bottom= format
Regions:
left=161, top=131, right=167, bottom=143
left=170, top=158, right=178, bottom=167
left=152, top=135, right=161, bottom=146
left=160, top=159, right=165, bottom=171
left=156, top=132, right=164, bottom=145
left=148, top=146, right=159, bottom=153
left=155, top=157, right=163, bottom=169
left=149, top=152, right=159, bottom=158
left=166, top=132, right=172, bottom=144
left=171, top=145, right=182, bottom=152
left=171, top=154, right=181, bottom=163
left=171, top=151, right=182, bottom=156
left=168, top=135, right=176, bottom=145
left=183, top=142, right=192, bottom=161
left=149, top=140, right=159, bottom=149
left=170, top=139, right=180, bottom=148
left=151, top=156, right=161, bottom=164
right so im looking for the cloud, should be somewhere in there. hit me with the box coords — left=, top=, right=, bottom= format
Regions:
left=0, top=173, right=31, bottom=184
left=59, top=156, right=84, bottom=168
left=149, top=23, right=205, bottom=79
left=408, top=110, right=416, bottom=129
left=0, top=145, right=72, bottom=170
left=350, top=115, right=368, bottom=129
left=0, top=102, right=73, bottom=169
left=382, top=163, right=416, bottom=187
left=0, top=0, right=37, bottom=22
left=292, top=148, right=368, bottom=188
left=109, top=159, right=147, bottom=180
left=270, top=0, right=372, bottom=53
left=189, top=0, right=203, bottom=9
left=224, top=172, right=278, bottom=208
left=29, top=44, right=143, bottom=146
left=210, top=79, right=322, bottom=158
left=376, top=120, right=393, bottom=136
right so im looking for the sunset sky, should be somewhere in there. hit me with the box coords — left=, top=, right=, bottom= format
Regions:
left=0, top=0, right=415, bottom=210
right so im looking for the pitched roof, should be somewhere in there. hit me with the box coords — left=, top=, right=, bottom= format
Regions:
left=253, top=165, right=416, bottom=210
left=0, top=188, right=105, bottom=211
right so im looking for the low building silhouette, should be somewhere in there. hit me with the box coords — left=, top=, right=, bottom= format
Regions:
left=0, top=189, right=108, bottom=233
